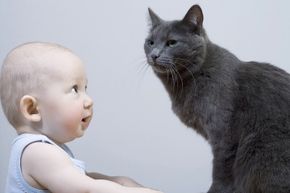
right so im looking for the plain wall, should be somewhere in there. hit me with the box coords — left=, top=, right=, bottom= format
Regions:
left=1, top=1, right=290, bottom=192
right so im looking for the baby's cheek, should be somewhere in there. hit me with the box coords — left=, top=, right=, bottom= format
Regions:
left=62, top=103, right=83, bottom=130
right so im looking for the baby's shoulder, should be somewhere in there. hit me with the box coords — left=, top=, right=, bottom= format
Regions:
left=22, top=141, right=72, bottom=169
left=21, top=141, right=74, bottom=187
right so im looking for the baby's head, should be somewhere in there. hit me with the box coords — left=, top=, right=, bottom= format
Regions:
left=0, top=42, right=93, bottom=143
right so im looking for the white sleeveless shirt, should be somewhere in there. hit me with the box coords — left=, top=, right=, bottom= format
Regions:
left=5, top=133, right=86, bottom=193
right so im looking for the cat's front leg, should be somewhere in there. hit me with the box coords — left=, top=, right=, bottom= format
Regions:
left=207, top=181, right=234, bottom=193
left=207, top=144, right=236, bottom=193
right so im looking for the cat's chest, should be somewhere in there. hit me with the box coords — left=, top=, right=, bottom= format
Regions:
left=172, top=97, right=195, bottom=122
left=172, top=95, right=208, bottom=138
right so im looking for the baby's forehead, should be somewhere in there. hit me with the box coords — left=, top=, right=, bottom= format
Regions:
left=8, top=42, right=73, bottom=62
left=7, top=42, right=81, bottom=70
left=10, top=42, right=61, bottom=55
left=4, top=42, right=86, bottom=83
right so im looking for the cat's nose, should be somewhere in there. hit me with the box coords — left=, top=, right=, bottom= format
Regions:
left=151, top=53, right=160, bottom=60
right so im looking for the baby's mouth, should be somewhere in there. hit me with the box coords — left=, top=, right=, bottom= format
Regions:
left=81, top=116, right=91, bottom=123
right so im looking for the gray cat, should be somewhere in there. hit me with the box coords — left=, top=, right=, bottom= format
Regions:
left=144, top=4, right=290, bottom=193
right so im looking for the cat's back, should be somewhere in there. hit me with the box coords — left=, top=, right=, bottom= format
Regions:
left=230, top=62, right=290, bottom=164
left=236, top=61, right=290, bottom=103
left=238, top=61, right=290, bottom=82
left=233, top=61, right=290, bottom=131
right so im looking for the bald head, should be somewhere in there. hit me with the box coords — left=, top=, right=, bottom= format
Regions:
left=0, top=42, right=80, bottom=128
left=4, top=42, right=74, bottom=75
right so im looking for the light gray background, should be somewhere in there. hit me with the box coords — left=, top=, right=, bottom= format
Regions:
left=0, top=0, right=289, bottom=192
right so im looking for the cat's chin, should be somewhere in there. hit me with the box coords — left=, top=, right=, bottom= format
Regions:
left=151, top=64, right=169, bottom=74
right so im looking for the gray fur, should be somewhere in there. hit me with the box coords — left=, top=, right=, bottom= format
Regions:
left=144, top=4, right=290, bottom=193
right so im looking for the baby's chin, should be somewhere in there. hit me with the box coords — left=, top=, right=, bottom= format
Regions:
left=77, top=124, right=89, bottom=136
left=59, top=130, right=87, bottom=143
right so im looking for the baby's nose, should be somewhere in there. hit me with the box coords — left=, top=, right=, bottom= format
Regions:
left=84, top=95, right=93, bottom=109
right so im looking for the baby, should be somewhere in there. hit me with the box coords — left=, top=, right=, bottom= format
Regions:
left=1, top=42, right=163, bottom=193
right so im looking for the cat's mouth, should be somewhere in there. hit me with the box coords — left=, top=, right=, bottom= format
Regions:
left=151, top=63, right=169, bottom=73
left=148, top=60, right=170, bottom=73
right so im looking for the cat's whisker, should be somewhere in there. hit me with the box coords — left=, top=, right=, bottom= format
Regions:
left=168, top=67, right=174, bottom=91
left=136, top=61, right=151, bottom=88
left=174, top=60, right=195, bottom=80
left=137, top=57, right=149, bottom=71
left=166, top=67, right=170, bottom=84
left=137, top=62, right=149, bottom=75
left=158, top=57, right=185, bottom=97
left=161, top=58, right=178, bottom=93
left=173, top=66, right=181, bottom=98
left=133, top=57, right=149, bottom=70
left=171, top=67, right=181, bottom=99
left=172, top=64, right=184, bottom=98
left=171, top=66, right=177, bottom=93
left=162, top=56, right=195, bottom=81
left=169, top=68, right=176, bottom=93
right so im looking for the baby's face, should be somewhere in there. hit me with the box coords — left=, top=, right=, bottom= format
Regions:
left=37, top=51, right=93, bottom=144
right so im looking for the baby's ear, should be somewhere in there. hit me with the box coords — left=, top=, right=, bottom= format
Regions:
left=147, top=7, right=163, bottom=28
left=20, top=95, right=41, bottom=122
left=182, top=4, right=204, bottom=30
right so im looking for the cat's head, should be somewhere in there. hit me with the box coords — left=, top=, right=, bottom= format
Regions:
left=144, top=5, right=208, bottom=74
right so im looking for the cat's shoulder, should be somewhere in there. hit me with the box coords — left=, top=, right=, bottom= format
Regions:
left=237, top=61, right=289, bottom=78
left=235, top=61, right=290, bottom=90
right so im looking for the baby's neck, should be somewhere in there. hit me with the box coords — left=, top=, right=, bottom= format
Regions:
left=16, top=125, right=41, bottom=135
left=16, top=127, right=65, bottom=146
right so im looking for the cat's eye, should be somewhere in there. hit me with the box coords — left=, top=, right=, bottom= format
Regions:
left=147, top=39, right=154, bottom=46
left=72, top=85, right=79, bottom=94
left=167, top=39, right=177, bottom=47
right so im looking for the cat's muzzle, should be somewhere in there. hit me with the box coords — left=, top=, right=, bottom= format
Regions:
left=148, top=59, right=169, bottom=74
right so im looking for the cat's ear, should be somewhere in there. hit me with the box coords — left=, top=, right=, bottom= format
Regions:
left=182, top=5, right=203, bottom=30
left=148, top=8, right=163, bottom=28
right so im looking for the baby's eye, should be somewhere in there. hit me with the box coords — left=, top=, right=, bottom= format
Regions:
left=71, top=85, right=79, bottom=94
